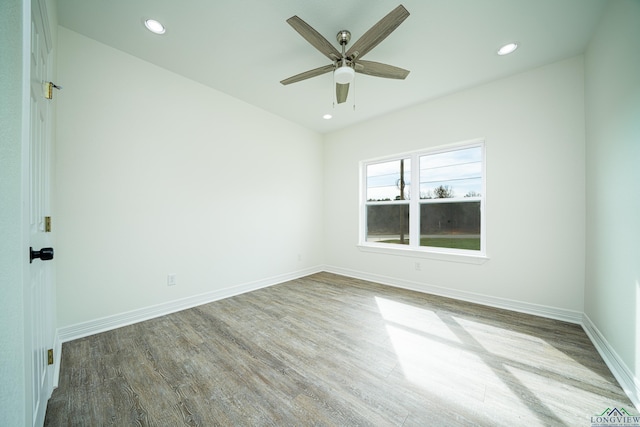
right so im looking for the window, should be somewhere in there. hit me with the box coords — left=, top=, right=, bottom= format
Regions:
left=361, top=140, right=485, bottom=259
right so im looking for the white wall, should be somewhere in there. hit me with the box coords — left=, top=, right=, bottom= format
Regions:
left=324, top=56, right=586, bottom=318
left=584, top=0, right=640, bottom=402
left=55, top=28, right=324, bottom=328
left=0, top=1, right=27, bottom=425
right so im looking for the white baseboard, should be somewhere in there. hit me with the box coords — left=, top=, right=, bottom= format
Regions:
left=56, top=266, right=323, bottom=345
left=323, top=265, right=583, bottom=324
left=582, top=313, right=640, bottom=410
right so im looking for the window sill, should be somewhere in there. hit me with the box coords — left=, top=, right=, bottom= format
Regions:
left=357, top=243, right=489, bottom=265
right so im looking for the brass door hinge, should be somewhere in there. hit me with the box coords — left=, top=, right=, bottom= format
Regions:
left=47, top=349, right=54, bottom=365
left=44, top=82, right=62, bottom=100
left=44, top=216, right=51, bottom=232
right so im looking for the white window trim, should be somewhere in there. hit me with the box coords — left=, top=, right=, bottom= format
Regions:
left=359, top=138, right=488, bottom=264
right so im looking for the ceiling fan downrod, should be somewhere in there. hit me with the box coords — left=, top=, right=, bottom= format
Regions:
left=336, top=30, right=351, bottom=67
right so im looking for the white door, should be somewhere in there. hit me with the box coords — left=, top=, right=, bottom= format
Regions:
left=27, top=0, right=55, bottom=425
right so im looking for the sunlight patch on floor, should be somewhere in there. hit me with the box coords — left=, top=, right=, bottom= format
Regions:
left=500, top=364, right=611, bottom=425
left=383, top=323, right=489, bottom=403
left=374, top=296, right=575, bottom=425
left=374, top=297, right=461, bottom=343
left=375, top=297, right=501, bottom=404
left=451, top=315, right=546, bottom=356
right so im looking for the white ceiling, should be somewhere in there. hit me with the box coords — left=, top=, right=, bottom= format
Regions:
left=56, top=0, right=606, bottom=134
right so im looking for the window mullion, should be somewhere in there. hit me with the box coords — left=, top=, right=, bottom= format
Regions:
left=409, top=154, right=420, bottom=246
left=360, top=163, right=367, bottom=244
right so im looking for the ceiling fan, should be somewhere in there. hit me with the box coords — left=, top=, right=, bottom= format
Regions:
left=280, top=5, right=410, bottom=104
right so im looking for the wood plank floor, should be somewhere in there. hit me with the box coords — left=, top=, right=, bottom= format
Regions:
left=45, top=272, right=636, bottom=426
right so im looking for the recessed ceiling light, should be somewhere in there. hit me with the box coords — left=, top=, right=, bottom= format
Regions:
left=144, top=19, right=166, bottom=35
left=497, top=42, right=518, bottom=56
left=323, top=114, right=332, bottom=120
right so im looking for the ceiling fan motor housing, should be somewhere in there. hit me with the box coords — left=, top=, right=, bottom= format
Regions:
left=336, top=30, right=351, bottom=46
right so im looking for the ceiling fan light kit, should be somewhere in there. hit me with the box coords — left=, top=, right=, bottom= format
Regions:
left=334, top=61, right=355, bottom=84
left=280, top=5, right=410, bottom=105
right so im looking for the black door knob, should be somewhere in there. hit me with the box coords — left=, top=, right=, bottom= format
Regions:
left=30, top=247, right=54, bottom=263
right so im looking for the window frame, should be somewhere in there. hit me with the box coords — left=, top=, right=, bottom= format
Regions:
left=359, top=139, right=488, bottom=264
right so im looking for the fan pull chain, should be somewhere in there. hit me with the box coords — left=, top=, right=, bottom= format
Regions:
left=352, top=76, right=356, bottom=111
left=332, top=71, right=336, bottom=109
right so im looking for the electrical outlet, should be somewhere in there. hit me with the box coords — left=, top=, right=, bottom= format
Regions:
left=415, top=262, right=421, bottom=271
left=167, top=274, right=177, bottom=286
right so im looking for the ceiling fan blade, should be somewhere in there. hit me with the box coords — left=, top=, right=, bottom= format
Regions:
left=345, top=5, right=410, bottom=61
left=355, top=60, right=410, bottom=79
left=287, top=16, right=342, bottom=61
left=280, top=64, right=335, bottom=85
left=336, top=83, right=349, bottom=104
